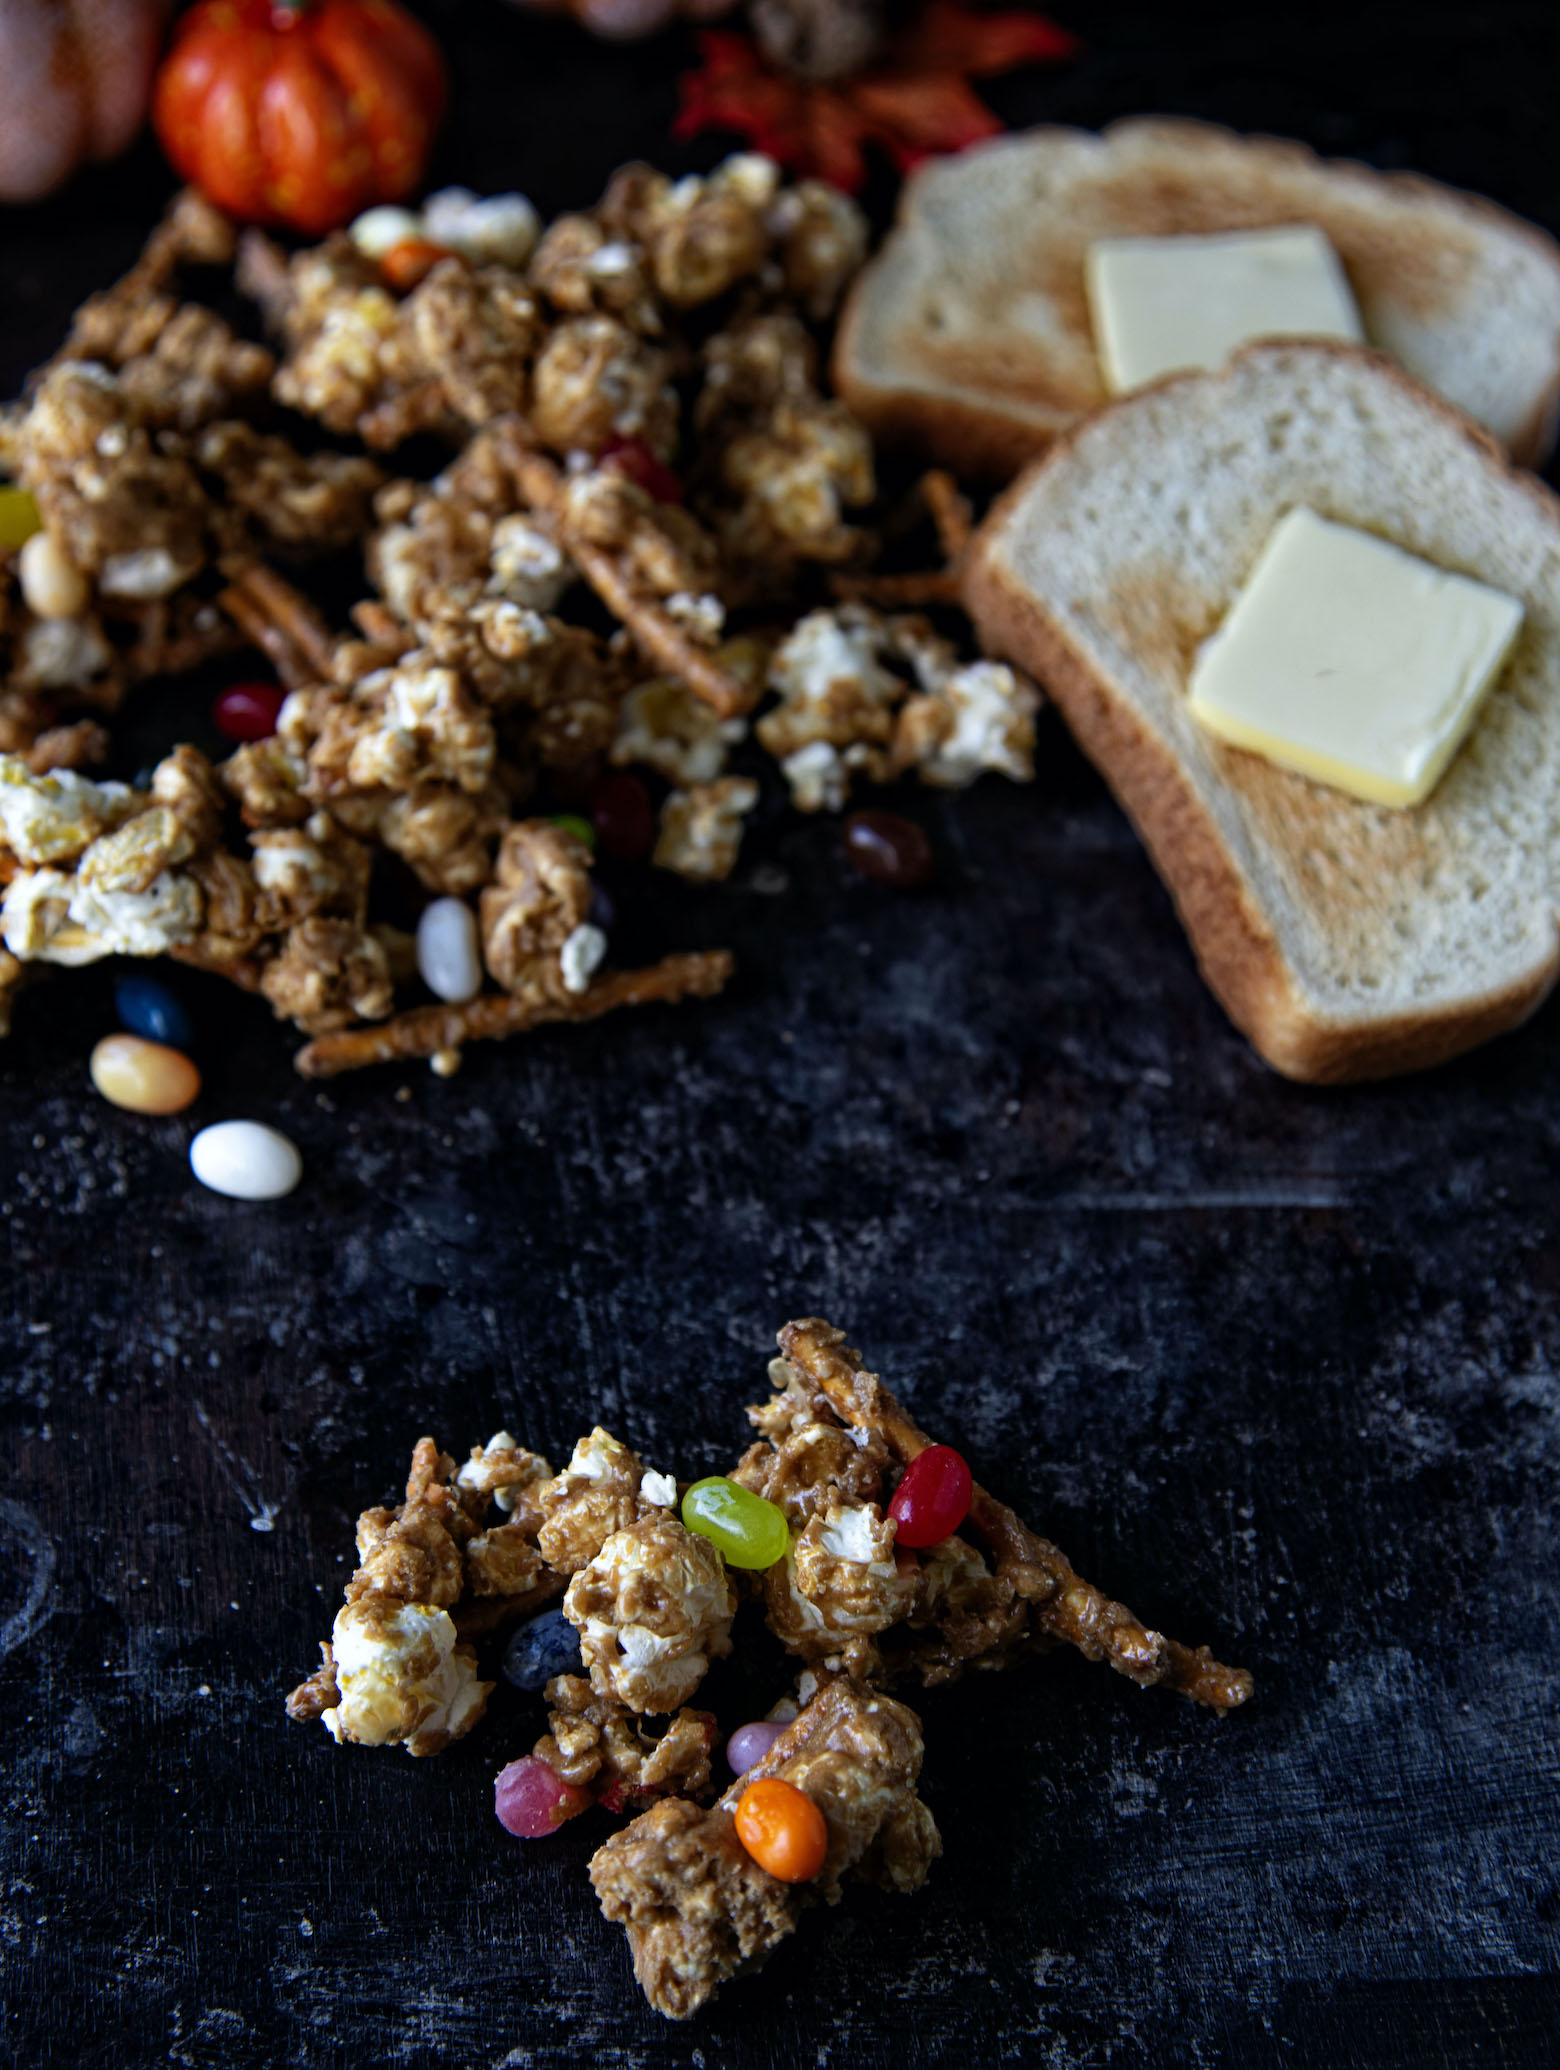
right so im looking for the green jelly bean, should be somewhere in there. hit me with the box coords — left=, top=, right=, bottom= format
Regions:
left=681, top=1477, right=790, bottom=1570
left=549, top=813, right=596, bottom=850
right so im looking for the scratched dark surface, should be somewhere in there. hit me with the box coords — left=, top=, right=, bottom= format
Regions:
left=3, top=4, right=1560, bottom=2065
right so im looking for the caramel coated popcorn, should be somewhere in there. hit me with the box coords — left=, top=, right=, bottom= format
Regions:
left=534, top=1675, right=717, bottom=1810
left=536, top=1427, right=651, bottom=1575
left=283, top=1319, right=1251, bottom=2020
left=567, top=1511, right=738, bottom=1713
left=654, top=777, right=759, bottom=883
left=2, top=157, right=1039, bottom=1078
left=286, top=1434, right=560, bottom=1756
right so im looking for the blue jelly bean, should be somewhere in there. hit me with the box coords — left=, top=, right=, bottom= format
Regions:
left=588, top=884, right=616, bottom=933
left=503, top=1607, right=583, bottom=1693
left=115, top=974, right=193, bottom=1050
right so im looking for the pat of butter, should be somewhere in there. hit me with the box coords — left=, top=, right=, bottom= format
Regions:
left=1188, top=508, right=1523, bottom=808
left=1085, top=227, right=1364, bottom=394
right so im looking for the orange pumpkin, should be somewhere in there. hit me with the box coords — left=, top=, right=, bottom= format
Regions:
left=0, top=0, right=173, bottom=203
left=153, top=0, right=447, bottom=236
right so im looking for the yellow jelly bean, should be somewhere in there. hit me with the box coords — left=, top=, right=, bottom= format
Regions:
left=89, top=1034, right=201, bottom=1116
left=0, top=486, right=40, bottom=551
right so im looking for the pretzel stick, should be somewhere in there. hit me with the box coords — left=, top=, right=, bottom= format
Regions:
left=217, top=585, right=318, bottom=691
left=293, top=949, right=734, bottom=1078
left=495, top=431, right=755, bottom=720
left=776, top=1318, right=1253, bottom=1712
left=349, top=598, right=416, bottom=656
left=220, top=559, right=335, bottom=679
left=826, top=474, right=973, bottom=612
left=922, top=469, right=974, bottom=566
left=828, top=570, right=963, bottom=607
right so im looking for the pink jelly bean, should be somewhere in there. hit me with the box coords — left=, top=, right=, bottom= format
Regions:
left=494, top=1755, right=590, bottom=1837
left=725, top=1720, right=790, bottom=1776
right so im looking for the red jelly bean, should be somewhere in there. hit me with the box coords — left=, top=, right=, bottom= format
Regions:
left=590, top=772, right=655, bottom=862
left=887, top=1445, right=972, bottom=1548
left=600, top=435, right=683, bottom=504
left=214, top=683, right=286, bottom=742
left=494, top=1754, right=590, bottom=1837
left=843, top=810, right=934, bottom=889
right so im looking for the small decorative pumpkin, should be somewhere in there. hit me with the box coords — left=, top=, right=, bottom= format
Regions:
left=153, top=0, right=447, bottom=236
left=0, top=0, right=173, bottom=203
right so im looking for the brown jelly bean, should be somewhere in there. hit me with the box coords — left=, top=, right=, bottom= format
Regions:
left=842, top=810, right=934, bottom=889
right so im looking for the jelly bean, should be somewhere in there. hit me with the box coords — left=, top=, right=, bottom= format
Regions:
left=19, top=530, right=88, bottom=619
left=599, top=435, right=683, bottom=505
left=494, top=1755, right=591, bottom=1838
left=502, top=1608, right=583, bottom=1694
left=349, top=204, right=423, bottom=258
left=90, top=1035, right=200, bottom=1116
left=380, top=238, right=453, bottom=292
left=189, top=1121, right=302, bottom=1201
left=549, top=812, right=596, bottom=850
left=734, top=1777, right=828, bottom=1882
left=0, top=485, right=41, bottom=550
left=887, top=1444, right=972, bottom=1549
left=213, top=683, right=286, bottom=742
left=416, top=897, right=482, bottom=1004
left=843, top=810, right=934, bottom=890
left=725, top=1720, right=789, bottom=1776
left=588, top=884, right=616, bottom=933
left=590, top=772, right=654, bottom=863
left=114, top=974, right=193, bottom=1050
left=681, top=1478, right=790, bottom=1571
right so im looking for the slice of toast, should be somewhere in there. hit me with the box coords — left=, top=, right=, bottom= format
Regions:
left=835, top=118, right=1560, bottom=476
left=963, top=341, right=1560, bottom=1083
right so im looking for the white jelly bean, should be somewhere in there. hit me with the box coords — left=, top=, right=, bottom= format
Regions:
left=190, top=1121, right=302, bottom=1201
left=19, top=530, right=88, bottom=619
left=349, top=204, right=424, bottom=258
left=416, top=896, right=482, bottom=1003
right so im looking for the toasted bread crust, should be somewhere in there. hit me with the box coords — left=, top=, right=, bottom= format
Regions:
left=840, top=115, right=1560, bottom=479
left=963, top=343, right=1560, bottom=1083
left=832, top=293, right=1068, bottom=481
left=1509, top=361, right=1560, bottom=469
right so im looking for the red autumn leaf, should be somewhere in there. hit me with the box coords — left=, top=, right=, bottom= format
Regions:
left=850, top=74, right=1006, bottom=165
left=896, top=0, right=1080, bottom=74
left=673, top=5, right=1079, bottom=194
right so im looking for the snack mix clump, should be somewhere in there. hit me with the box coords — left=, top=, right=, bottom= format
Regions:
left=0, top=164, right=1038, bottom=1072
left=288, top=1318, right=1251, bottom=2018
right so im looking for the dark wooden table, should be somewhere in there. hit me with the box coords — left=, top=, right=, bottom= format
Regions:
left=3, top=6, right=1558, bottom=2065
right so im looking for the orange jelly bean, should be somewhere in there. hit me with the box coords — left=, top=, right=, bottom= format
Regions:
left=733, top=1777, right=828, bottom=1884
left=380, top=238, right=453, bottom=292
left=89, top=1034, right=201, bottom=1116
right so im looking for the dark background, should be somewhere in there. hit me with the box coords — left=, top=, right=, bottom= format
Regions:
left=3, top=4, right=1559, bottom=2065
